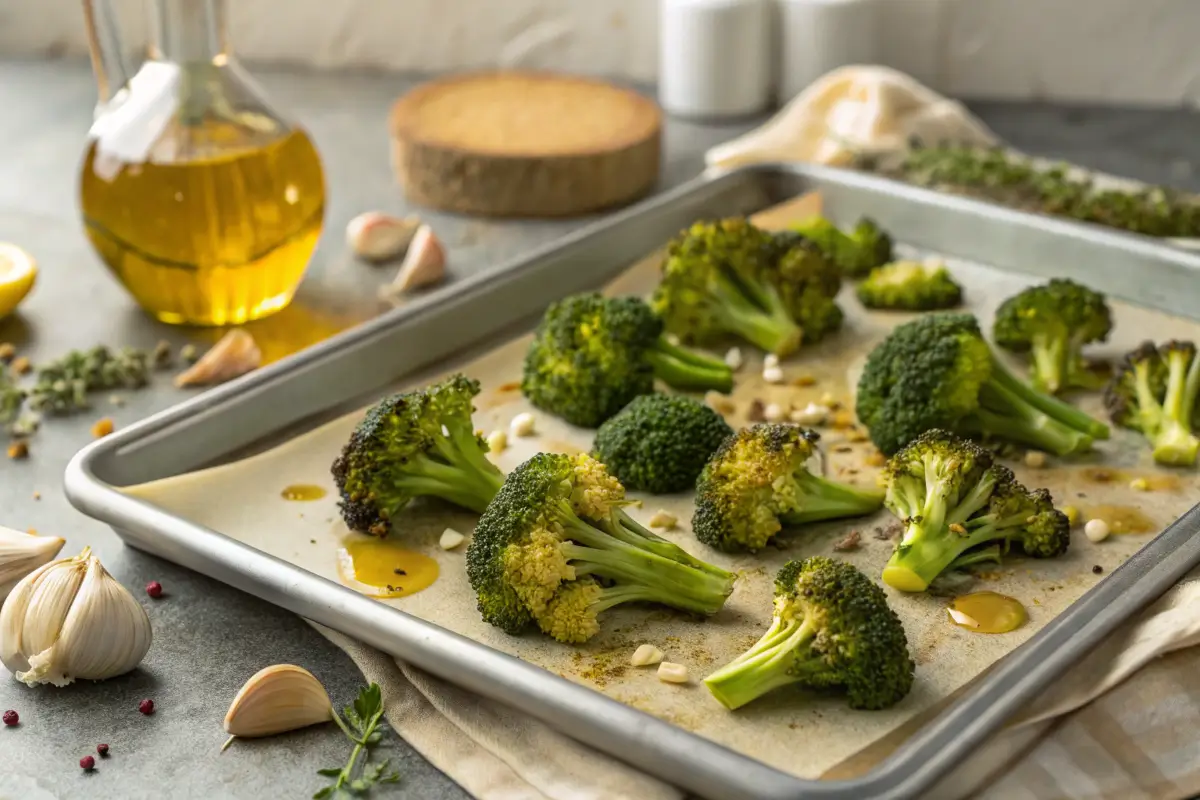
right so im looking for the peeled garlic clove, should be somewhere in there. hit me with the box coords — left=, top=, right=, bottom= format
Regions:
left=0, top=526, right=65, bottom=602
left=174, top=329, right=262, bottom=388
left=347, top=212, right=422, bottom=263
left=223, top=664, right=333, bottom=740
left=378, top=224, right=446, bottom=302
left=0, top=547, right=152, bottom=687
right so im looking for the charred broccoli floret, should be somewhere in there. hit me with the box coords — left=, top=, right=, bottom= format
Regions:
left=692, top=424, right=885, bottom=553
left=993, top=279, right=1113, bottom=394
left=772, top=235, right=845, bottom=344
left=856, top=260, right=963, bottom=311
left=466, top=452, right=736, bottom=642
left=703, top=557, right=914, bottom=711
left=856, top=312, right=1110, bottom=457
left=790, top=216, right=894, bottom=278
left=593, top=394, right=733, bottom=494
left=331, top=375, right=505, bottom=536
left=880, top=430, right=1070, bottom=592
left=521, top=293, right=733, bottom=428
left=1104, top=341, right=1200, bottom=466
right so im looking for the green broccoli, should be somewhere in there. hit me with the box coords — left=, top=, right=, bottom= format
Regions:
left=1104, top=340, right=1200, bottom=466
left=773, top=235, right=845, bottom=344
left=703, top=557, right=914, bottom=711
left=466, top=452, right=736, bottom=643
left=993, top=279, right=1113, bottom=394
left=790, top=216, right=894, bottom=278
left=856, top=260, right=963, bottom=311
left=520, top=293, right=734, bottom=428
left=692, top=424, right=885, bottom=553
left=855, top=312, right=1110, bottom=457
left=651, top=219, right=810, bottom=357
left=880, top=429, right=1070, bottom=592
left=331, top=375, right=505, bottom=536
left=593, top=394, right=733, bottom=494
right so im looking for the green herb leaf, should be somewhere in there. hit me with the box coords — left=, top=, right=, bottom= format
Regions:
left=314, top=684, right=400, bottom=797
left=317, top=768, right=344, bottom=777
left=313, top=787, right=334, bottom=799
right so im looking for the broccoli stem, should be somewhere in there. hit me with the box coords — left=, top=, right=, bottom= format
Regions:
left=946, top=544, right=1003, bottom=572
left=967, top=361, right=1104, bottom=455
left=989, top=358, right=1110, bottom=439
left=703, top=614, right=815, bottom=710
left=1151, top=349, right=1200, bottom=465
left=1029, top=330, right=1068, bottom=394
left=710, top=273, right=802, bottom=356
left=392, top=431, right=505, bottom=514
left=645, top=338, right=734, bottom=393
left=883, top=512, right=1023, bottom=592
left=781, top=473, right=885, bottom=525
left=612, top=511, right=735, bottom=581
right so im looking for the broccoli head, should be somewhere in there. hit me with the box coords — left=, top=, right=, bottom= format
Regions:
left=880, top=429, right=1070, bottom=592
left=993, top=279, right=1113, bottom=394
left=1104, top=340, right=1200, bottom=466
left=703, top=557, right=914, bottom=711
left=521, top=293, right=733, bottom=428
left=331, top=374, right=505, bottom=536
left=466, top=452, right=736, bottom=642
left=593, top=394, right=733, bottom=494
left=790, top=216, right=894, bottom=278
left=855, top=312, right=1110, bottom=457
left=856, top=260, right=963, bottom=311
left=773, top=236, right=844, bottom=344
left=693, top=424, right=885, bottom=553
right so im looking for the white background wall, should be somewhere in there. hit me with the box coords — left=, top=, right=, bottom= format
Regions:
left=3, top=0, right=1200, bottom=106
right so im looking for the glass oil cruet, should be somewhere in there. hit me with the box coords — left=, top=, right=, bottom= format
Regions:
left=80, top=0, right=326, bottom=326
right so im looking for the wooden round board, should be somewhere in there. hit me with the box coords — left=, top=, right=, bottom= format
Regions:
left=388, top=71, right=663, bottom=218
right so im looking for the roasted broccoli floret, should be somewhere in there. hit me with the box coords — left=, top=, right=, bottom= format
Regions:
left=1104, top=340, right=1200, bottom=466
left=856, top=312, right=1110, bottom=457
left=856, top=260, right=963, bottom=311
left=703, top=557, right=914, bottom=711
left=466, top=452, right=736, bottom=642
left=331, top=375, right=505, bottom=536
left=593, top=394, right=733, bottom=494
left=880, top=429, right=1070, bottom=592
left=692, top=424, right=885, bottom=553
left=993, top=279, right=1113, bottom=394
left=773, top=235, right=845, bottom=344
left=521, top=293, right=734, bottom=428
left=790, top=216, right=893, bottom=278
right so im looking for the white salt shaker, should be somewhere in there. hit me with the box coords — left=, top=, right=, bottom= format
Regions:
left=658, top=0, right=772, bottom=119
left=776, top=0, right=880, bottom=103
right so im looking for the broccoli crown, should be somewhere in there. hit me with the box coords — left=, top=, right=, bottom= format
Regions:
left=466, top=452, right=736, bottom=642
left=774, top=238, right=844, bottom=343
left=593, top=394, right=733, bottom=494
left=703, top=556, right=914, bottom=711
left=331, top=374, right=505, bottom=536
left=880, top=429, right=1070, bottom=592
left=1104, top=340, right=1200, bottom=466
left=855, top=312, right=1109, bottom=457
left=692, top=424, right=884, bottom=553
left=856, top=260, right=963, bottom=311
left=993, top=279, right=1113, bottom=394
left=790, top=216, right=894, bottom=278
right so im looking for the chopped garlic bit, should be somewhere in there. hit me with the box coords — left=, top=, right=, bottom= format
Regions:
left=1129, top=477, right=1149, bottom=492
left=1063, top=505, right=1080, bottom=527
left=630, top=644, right=664, bottom=667
left=724, top=347, right=744, bottom=371
left=762, top=365, right=785, bottom=385
left=486, top=430, right=508, bottom=454
left=657, top=662, right=689, bottom=684
left=1023, top=450, right=1047, bottom=469
left=665, top=333, right=681, bottom=346
left=819, top=392, right=837, bottom=407
left=510, top=412, right=536, bottom=437
left=648, top=511, right=677, bottom=530
left=790, top=402, right=829, bottom=426
left=439, top=528, right=466, bottom=550
left=763, top=353, right=780, bottom=369
left=763, top=402, right=785, bottom=422
left=946, top=607, right=980, bottom=628
left=1084, top=518, right=1110, bottom=543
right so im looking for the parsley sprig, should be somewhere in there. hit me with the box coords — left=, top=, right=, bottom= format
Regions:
left=315, top=684, right=401, bottom=798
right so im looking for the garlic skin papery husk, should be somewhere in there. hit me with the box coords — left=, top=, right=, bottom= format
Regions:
left=0, top=547, right=152, bottom=687
left=0, top=526, right=65, bottom=602
left=223, top=664, right=333, bottom=745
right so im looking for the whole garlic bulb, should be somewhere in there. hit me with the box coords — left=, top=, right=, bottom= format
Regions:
left=0, top=526, right=65, bottom=602
left=0, top=547, right=152, bottom=687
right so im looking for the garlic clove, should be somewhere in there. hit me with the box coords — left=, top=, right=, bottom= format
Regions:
left=377, top=224, right=446, bottom=302
left=174, top=330, right=262, bottom=388
left=347, top=212, right=422, bottom=263
left=1, top=550, right=89, bottom=675
left=223, top=664, right=334, bottom=740
left=0, top=526, right=65, bottom=602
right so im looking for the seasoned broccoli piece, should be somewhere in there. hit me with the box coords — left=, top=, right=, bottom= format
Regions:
left=466, top=452, right=736, bottom=642
left=593, top=394, right=733, bottom=494
left=856, top=260, right=963, bottom=311
left=880, top=430, right=1070, bottom=592
left=993, top=279, right=1113, bottom=394
left=1104, top=341, right=1200, bottom=466
left=773, top=235, right=845, bottom=344
left=521, top=293, right=733, bottom=428
left=856, top=312, right=1110, bottom=457
left=703, top=557, right=914, bottom=711
left=790, top=216, right=894, bottom=278
left=692, top=424, right=885, bottom=553
left=331, top=375, right=504, bottom=536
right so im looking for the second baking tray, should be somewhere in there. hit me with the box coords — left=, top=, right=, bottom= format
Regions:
left=65, top=162, right=1200, bottom=800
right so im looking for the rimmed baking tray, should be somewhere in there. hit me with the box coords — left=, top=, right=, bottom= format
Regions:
left=65, top=163, right=1200, bottom=800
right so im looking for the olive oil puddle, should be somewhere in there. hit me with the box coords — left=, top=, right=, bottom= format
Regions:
left=947, top=592, right=1027, bottom=634
left=337, top=538, right=440, bottom=599
left=281, top=484, right=327, bottom=501
left=1080, top=505, right=1157, bottom=534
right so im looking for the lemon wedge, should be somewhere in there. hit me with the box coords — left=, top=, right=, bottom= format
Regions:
left=0, top=242, right=36, bottom=319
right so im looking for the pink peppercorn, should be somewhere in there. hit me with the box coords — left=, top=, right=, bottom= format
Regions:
left=80, top=755, right=95, bottom=771
left=2, top=710, right=17, bottom=726
left=138, top=699, right=155, bottom=715
left=96, top=744, right=110, bottom=757
left=145, top=581, right=163, bottom=599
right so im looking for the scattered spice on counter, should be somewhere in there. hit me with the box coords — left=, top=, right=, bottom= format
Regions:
left=31, top=346, right=151, bottom=415
left=7, top=440, right=28, bottom=460
left=31, top=491, right=40, bottom=501
left=0, top=343, right=13, bottom=362
left=145, top=581, right=164, bottom=599
left=745, top=399, right=765, bottom=421
left=832, top=531, right=861, bottom=551
left=96, top=744, right=110, bottom=757
left=180, top=344, right=199, bottom=363
left=2, top=710, right=17, bottom=726
left=91, top=417, right=114, bottom=438
left=9, top=356, right=31, bottom=376
left=1092, top=565, right=1104, bottom=575
left=138, top=699, right=155, bottom=715
left=152, top=340, right=173, bottom=369
left=80, top=755, right=96, bottom=771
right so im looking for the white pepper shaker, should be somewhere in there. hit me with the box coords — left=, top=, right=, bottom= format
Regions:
left=658, top=0, right=772, bottom=120
left=776, top=0, right=880, bottom=104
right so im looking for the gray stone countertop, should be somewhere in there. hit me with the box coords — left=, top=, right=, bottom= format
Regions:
left=0, top=58, right=1198, bottom=800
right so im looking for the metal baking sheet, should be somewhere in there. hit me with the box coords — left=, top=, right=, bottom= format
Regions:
left=64, top=163, right=1200, bottom=800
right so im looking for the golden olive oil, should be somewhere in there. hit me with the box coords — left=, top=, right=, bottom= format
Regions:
left=80, top=126, right=325, bottom=326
